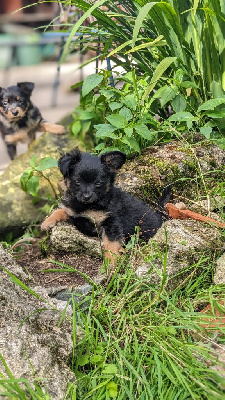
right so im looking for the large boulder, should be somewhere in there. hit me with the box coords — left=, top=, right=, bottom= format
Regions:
left=0, top=130, right=83, bottom=239
left=135, top=219, right=224, bottom=289
left=0, top=244, right=78, bottom=399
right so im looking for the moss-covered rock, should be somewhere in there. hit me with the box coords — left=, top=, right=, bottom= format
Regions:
left=0, top=131, right=83, bottom=239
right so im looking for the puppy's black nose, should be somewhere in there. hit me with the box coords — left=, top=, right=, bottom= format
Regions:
left=83, top=193, right=91, bottom=200
left=12, top=110, right=19, bottom=116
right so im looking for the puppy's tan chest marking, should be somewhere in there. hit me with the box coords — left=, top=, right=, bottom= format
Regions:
left=103, top=235, right=123, bottom=265
left=82, top=210, right=108, bottom=224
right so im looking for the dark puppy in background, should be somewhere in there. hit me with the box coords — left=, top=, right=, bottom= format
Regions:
left=0, top=82, right=65, bottom=160
left=41, top=149, right=170, bottom=264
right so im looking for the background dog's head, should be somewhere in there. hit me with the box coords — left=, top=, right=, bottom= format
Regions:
left=0, top=82, right=34, bottom=121
left=58, top=148, right=126, bottom=204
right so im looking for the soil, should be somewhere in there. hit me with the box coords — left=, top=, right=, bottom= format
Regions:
left=15, top=241, right=102, bottom=288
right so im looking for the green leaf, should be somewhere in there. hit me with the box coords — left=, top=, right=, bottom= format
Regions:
left=94, top=124, right=117, bottom=137
left=95, top=143, right=106, bottom=151
left=82, top=74, right=103, bottom=97
left=210, top=81, right=225, bottom=99
left=29, top=155, right=37, bottom=168
left=119, top=106, right=133, bottom=122
left=123, top=94, right=137, bottom=110
left=109, top=102, right=123, bottom=111
left=122, top=137, right=140, bottom=153
left=180, top=81, right=198, bottom=89
left=197, top=98, right=225, bottom=112
left=200, top=126, right=212, bottom=138
left=168, top=112, right=197, bottom=121
left=132, top=2, right=159, bottom=47
left=71, top=120, right=82, bottom=136
left=79, top=110, right=96, bottom=120
left=80, top=120, right=91, bottom=136
left=106, top=381, right=118, bottom=398
left=160, top=85, right=178, bottom=107
left=172, top=94, right=187, bottom=112
left=26, top=175, right=39, bottom=197
left=90, top=354, right=104, bottom=364
left=20, top=169, right=33, bottom=192
left=134, top=123, right=153, bottom=140
left=77, top=354, right=89, bottom=366
left=102, top=364, right=118, bottom=374
left=35, top=157, right=58, bottom=171
left=205, top=110, right=225, bottom=118
left=124, top=127, right=133, bottom=137
left=106, top=114, right=128, bottom=128
left=143, top=57, right=177, bottom=100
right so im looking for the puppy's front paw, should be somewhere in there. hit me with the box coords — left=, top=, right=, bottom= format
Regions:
left=5, top=135, right=15, bottom=144
left=41, top=218, right=56, bottom=231
left=54, top=124, right=65, bottom=135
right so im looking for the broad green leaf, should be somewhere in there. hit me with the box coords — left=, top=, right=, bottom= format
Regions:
left=71, top=120, right=82, bottom=136
left=123, top=94, right=137, bottom=110
left=77, top=354, right=89, bottom=366
left=109, top=102, right=123, bottom=111
left=124, top=127, right=133, bottom=137
left=160, top=85, right=178, bottom=107
left=106, top=114, right=127, bottom=128
left=134, top=123, right=153, bottom=140
left=197, top=98, right=225, bottom=112
left=122, top=137, right=140, bottom=153
left=119, top=106, right=133, bottom=122
left=95, top=143, right=106, bottom=151
left=79, top=110, right=96, bottom=120
left=172, top=94, right=187, bottom=112
left=90, top=354, right=104, bottom=364
left=168, top=112, right=198, bottom=121
left=94, top=124, right=117, bottom=137
left=20, top=169, right=33, bottom=192
left=82, top=74, right=103, bottom=97
left=106, top=381, right=118, bottom=398
left=26, top=176, right=39, bottom=197
left=210, top=81, right=225, bottom=99
left=100, top=89, right=115, bottom=99
left=35, top=157, right=58, bottom=171
left=102, top=364, right=118, bottom=374
left=143, top=57, right=177, bottom=100
left=205, top=110, right=225, bottom=118
left=200, top=126, right=212, bottom=138
left=80, top=120, right=91, bottom=136
left=180, top=81, right=198, bottom=89
left=29, top=155, right=37, bottom=168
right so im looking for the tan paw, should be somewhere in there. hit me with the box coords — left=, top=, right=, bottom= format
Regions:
left=5, top=135, right=15, bottom=144
left=41, top=218, right=56, bottom=231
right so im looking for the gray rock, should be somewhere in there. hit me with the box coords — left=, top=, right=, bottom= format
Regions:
left=0, top=244, right=80, bottom=398
left=50, top=222, right=102, bottom=258
left=135, top=219, right=223, bottom=289
left=214, top=252, right=225, bottom=285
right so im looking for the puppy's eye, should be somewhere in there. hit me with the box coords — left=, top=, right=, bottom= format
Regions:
left=75, top=181, right=80, bottom=186
left=3, top=101, right=8, bottom=106
left=95, top=182, right=102, bottom=188
left=19, top=99, right=25, bottom=105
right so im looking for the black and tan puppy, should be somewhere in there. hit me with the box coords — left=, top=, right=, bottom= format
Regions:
left=0, top=82, right=65, bottom=160
left=41, top=149, right=169, bottom=264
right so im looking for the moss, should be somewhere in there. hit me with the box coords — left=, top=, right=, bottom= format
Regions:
left=39, top=234, right=50, bottom=257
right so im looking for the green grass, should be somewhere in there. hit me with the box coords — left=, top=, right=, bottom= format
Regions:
left=67, top=250, right=225, bottom=400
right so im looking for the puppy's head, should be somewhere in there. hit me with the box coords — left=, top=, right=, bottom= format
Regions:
left=58, top=148, right=126, bottom=204
left=0, top=82, right=34, bottom=121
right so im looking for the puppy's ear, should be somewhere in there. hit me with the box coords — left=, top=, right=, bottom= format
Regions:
left=101, top=151, right=126, bottom=171
left=17, top=82, right=34, bottom=95
left=58, top=148, right=81, bottom=178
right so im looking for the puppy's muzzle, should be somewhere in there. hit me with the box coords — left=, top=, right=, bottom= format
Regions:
left=11, top=109, right=19, bottom=116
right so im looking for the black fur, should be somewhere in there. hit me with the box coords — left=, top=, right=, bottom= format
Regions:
left=59, top=149, right=169, bottom=243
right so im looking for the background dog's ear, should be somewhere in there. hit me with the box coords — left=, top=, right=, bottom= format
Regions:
left=101, top=151, right=126, bottom=171
left=17, top=82, right=34, bottom=95
left=58, top=149, right=82, bottom=178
